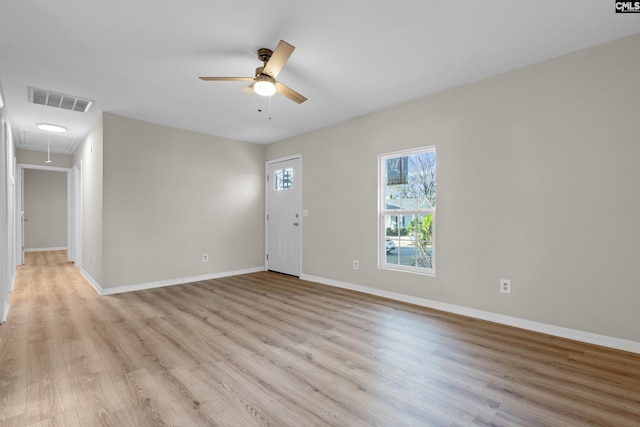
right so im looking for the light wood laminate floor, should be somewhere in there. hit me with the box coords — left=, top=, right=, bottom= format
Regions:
left=1, top=250, right=639, bottom=426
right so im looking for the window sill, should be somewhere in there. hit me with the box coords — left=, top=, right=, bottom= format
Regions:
left=379, top=264, right=435, bottom=277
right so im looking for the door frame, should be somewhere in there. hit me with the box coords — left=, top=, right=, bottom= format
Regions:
left=16, top=163, right=76, bottom=265
left=69, top=161, right=82, bottom=267
left=265, top=154, right=302, bottom=276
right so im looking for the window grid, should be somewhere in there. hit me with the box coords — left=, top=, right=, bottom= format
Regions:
left=274, top=168, right=293, bottom=191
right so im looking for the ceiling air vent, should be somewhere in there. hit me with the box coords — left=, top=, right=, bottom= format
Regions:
left=29, top=87, right=93, bottom=113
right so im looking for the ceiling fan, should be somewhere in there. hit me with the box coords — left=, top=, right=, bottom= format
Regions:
left=199, top=40, right=307, bottom=104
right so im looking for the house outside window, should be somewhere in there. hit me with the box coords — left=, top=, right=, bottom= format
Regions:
left=379, top=146, right=436, bottom=275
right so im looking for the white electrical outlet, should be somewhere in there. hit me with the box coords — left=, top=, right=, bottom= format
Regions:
left=500, top=279, right=511, bottom=294
left=353, top=260, right=359, bottom=270
left=202, top=253, right=209, bottom=262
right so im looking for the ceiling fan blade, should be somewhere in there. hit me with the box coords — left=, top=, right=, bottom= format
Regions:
left=263, top=40, right=295, bottom=79
left=275, top=81, right=307, bottom=104
left=199, top=77, right=254, bottom=81
left=240, top=84, right=255, bottom=95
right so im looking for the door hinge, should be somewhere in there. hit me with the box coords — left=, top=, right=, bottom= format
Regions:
left=266, top=214, right=269, bottom=221
left=266, top=253, right=269, bottom=260
left=267, top=174, right=269, bottom=181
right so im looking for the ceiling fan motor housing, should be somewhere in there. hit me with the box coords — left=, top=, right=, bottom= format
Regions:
left=258, top=48, right=273, bottom=64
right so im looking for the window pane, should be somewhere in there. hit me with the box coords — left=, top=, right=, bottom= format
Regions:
left=399, top=244, right=417, bottom=267
left=385, top=184, right=409, bottom=210
left=274, top=168, right=293, bottom=190
left=415, top=245, right=433, bottom=269
left=385, top=215, right=400, bottom=237
left=407, top=152, right=436, bottom=207
left=383, top=211, right=434, bottom=270
left=384, top=152, right=436, bottom=211
left=409, top=214, right=433, bottom=269
left=409, top=214, right=433, bottom=244
left=386, top=157, right=408, bottom=185
left=385, top=237, right=399, bottom=265
left=385, top=216, right=400, bottom=264
left=384, top=214, right=433, bottom=268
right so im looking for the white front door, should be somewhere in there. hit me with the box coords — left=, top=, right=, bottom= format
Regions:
left=267, top=157, right=301, bottom=276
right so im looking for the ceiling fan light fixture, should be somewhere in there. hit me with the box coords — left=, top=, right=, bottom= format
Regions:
left=253, top=75, right=276, bottom=97
left=37, top=123, right=67, bottom=133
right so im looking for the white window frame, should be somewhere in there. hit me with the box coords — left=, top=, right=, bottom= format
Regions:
left=378, top=146, right=436, bottom=276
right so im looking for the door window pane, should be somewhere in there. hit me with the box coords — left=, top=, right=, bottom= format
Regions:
left=274, top=168, right=293, bottom=190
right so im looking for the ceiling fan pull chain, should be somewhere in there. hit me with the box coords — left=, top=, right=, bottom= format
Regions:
left=46, top=135, right=52, bottom=163
left=269, top=95, right=272, bottom=120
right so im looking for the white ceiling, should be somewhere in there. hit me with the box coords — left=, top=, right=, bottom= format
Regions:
left=1, top=1, right=639, bottom=154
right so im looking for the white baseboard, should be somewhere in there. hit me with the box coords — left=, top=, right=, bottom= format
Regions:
left=301, top=274, right=640, bottom=355
left=9, top=270, right=15, bottom=292
left=82, top=267, right=266, bottom=296
left=24, top=247, right=67, bottom=252
left=2, top=301, right=9, bottom=323
left=80, top=269, right=103, bottom=295
left=3, top=272, right=17, bottom=323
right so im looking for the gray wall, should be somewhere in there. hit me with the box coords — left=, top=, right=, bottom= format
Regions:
left=100, top=113, right=265, bottom=289
left=23, top=169, right=67, bottom=250
left=266, top=34, right=640, bottom=342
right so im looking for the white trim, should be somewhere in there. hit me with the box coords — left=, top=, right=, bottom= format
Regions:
left=67, top=169, right=73, bottom=262
left=16, top=163, right=23, bottom=265
left=69, top=162, right=82, bottom=267
left=17, top=163, right=73, bottom=265
left=267, top=154, right=303, bottom=165
left=17, top=163, right=70, bottom=172
left=83, top=266, right=265, bottom=296
left=2, top=302, right=9, bottom=323
left=80, top=269, right=102, bottom=295
left=378, top=146, right=436, bottom=276
left=300, top=274, right=640, bottom=355
left=24, top=247, right=67, bottom=252
left=9, top=270, right=15, bottom=293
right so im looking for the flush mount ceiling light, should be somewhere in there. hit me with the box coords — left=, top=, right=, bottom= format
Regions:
left=37, top=123, right=67, bottom=133
left=253, top=75, right=276, bottom=97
